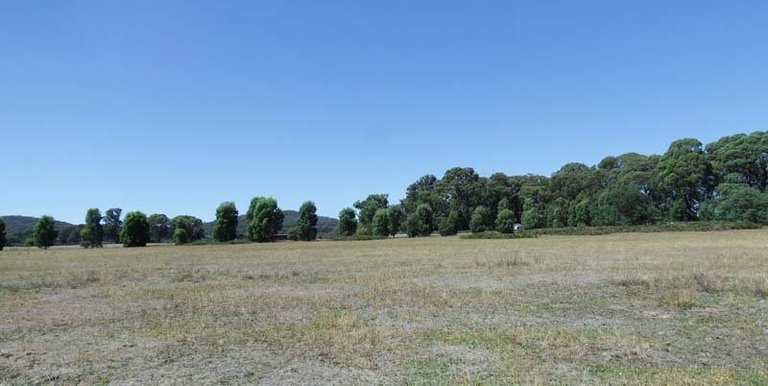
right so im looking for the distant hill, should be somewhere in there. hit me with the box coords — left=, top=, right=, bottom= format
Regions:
left=203, top=210, right=338, bottom=239
left=1, top=215, right=77, bottom=246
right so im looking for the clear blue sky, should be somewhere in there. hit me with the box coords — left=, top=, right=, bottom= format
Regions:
left=2, top=1, right=767, bottom=224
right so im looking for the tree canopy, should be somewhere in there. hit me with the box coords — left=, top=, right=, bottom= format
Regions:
left=289, top=200, right=319, bottom=241
left=247, top=197, right=284, bottom=242
left=80, top=208, right=104, bottom=248
left=121, top=211, right=150, bottom=247
left=213, top=202, right=239, bottom=242
left=33, top=215, right=58, bottom=250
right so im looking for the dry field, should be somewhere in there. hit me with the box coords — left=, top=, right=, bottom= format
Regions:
left=1, top=231, right=768, bottom=385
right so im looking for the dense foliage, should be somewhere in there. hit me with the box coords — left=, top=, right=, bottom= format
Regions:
left=148, top=214, right=171, bottom=243
left=345, top=131, right=768, bottom=236
left=33, top=215, right=58, bottom=250
left=246, top=197, right=284, bottom=242
left=103, top=208, right=123, bottom=244
left=213, top=202, right=239, bottom=242
left=289, top=201, right=319, bottom=241
left=170, top=215, right=206, bottom=243
left=80, top=208, right=104, bottom=248
left=121, top=211, right=150, bottom=247
left=337, top=208, right=357, bottom=236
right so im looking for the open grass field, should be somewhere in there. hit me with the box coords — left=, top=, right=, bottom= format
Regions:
left=1, top=231, right=768, bottom=385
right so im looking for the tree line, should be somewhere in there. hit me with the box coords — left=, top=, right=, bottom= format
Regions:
left=2, top=130, right=766, bottom=250
left=336, top=131, right=768, bottom=237
left=1, top=198, right=319, bottom=249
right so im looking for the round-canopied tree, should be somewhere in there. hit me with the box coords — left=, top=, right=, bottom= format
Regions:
left=148, top=214, right=171, bottom=243
left=290, top=200, right=319, bottom=241
left=387, top=205, right=402, bottom=237
left=121, top=211, right=150, bottom=247
left=170, top=215, right=206, bottom=242
left=337, top=208, right=357, bottom=236
left=34, top=215, right=58, bottom=250
left=405, top=204, right=433, bottom=237
left=495, top=209, right=516, bottom=233
left=103, top=208, right=123, bottom=244
left=80, top=208, right=104, bottom=248
left=213, top=201, right=239, bottom=242
left=470, top=206, right=492, bottom=233
left=247, top=197, right=284, bottom=242
left=173, top=228, right=188, bottom=245
left=371, top=208, right=389, bottom=237
left=438, top=210, right=459, bottom=236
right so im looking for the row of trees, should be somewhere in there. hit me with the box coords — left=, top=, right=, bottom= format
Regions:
left=11, top=197, right=322, bottom=249
left=337, top=131, right=768, bottom=236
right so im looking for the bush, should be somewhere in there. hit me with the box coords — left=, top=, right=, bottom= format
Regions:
left=371, top=209, right=389, bottom=237
left=405, top=204, right=433, bottom=237
left=470, top=206, right=492, bottom=233
left=438, top=211, right=459, bottom=236
left=461, top=231, right=538, bottom=239
left=173, top=228, right=188, bottom=245
left=495, top=209, right=516, bottom=233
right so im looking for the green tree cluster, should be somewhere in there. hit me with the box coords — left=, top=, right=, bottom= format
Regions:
left=289, top=201, right=319, bottom=241
left=121, top=211, right=150, bottom=247
left=103, top=208, right=122, bottom=244
left=246, top=197, right=284, bottom=242
left=170, top=215, right=206, bottom=244
left=80, top=208, right=104, bottom=248
left=213, top=202, right=239, bottom=242
left=337, top=208, right=357, bottom=236
left=33, top=215, right=58, bottom=250
left=148, top=214, right=171, bottom=243
left=378, top=130, right=768, bottom=235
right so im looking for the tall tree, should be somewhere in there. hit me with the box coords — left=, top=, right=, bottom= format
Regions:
left=0, top=218, right=6, bottom=251
left=80, top=208, right=104, bottom=248
left=402, top=174, right=447, bottom=217
left=470, top=206, right=492, bottom=233
left=437, top=167, right=482, bottom=230
left=386, top=205, right=403, bottom=237
left=290, top=200, right=319, bottom=241
left=33, top=215, right=58, bottom=250
left=148, top=214, right=171, bottom=243
left=337, top=208, right=358, bottom=236
left=657, top=138, right=715, bottom=220
left=371, top=209, right=389, bottom=237
left=121, top=211, right=150, bottom=247
left=170, top=215, right=206, bottom=242
left=438, top=210, right=459, bottom=236
left=213, top=202, right=239, bottom=242
left=405, top=204, right=433, bottom=237
left=247, top=197, right=284, bottom=242
left=353, top=194, right=388, bottom=235
left=706, top=131, right=768, bottom=191
left=103, top=208, right=123, bottom=244
left=495, top=209, right=516, bottom=233
left=699, top=183, right=768, bottom=223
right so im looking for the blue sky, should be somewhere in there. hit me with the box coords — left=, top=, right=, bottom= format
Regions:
left=2, top=0, right=767, bottom=224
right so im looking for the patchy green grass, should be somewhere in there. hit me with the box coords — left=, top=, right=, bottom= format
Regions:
left=1, top=230, right=768, bottom=384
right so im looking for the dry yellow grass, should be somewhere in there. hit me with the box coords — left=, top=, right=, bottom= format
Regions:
left=1, top=230, right=768, bottom=385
